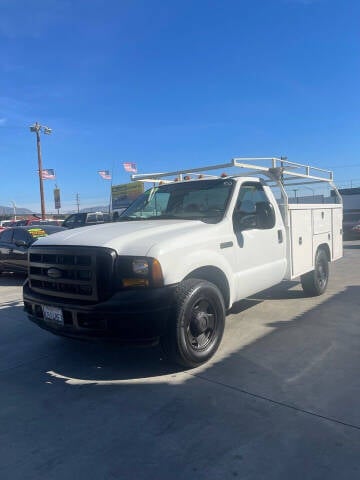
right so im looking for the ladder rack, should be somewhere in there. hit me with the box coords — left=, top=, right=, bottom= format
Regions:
left=131, top=157, right=335, bottom=185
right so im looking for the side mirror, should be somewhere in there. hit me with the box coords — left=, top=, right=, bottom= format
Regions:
left=256, top=202, right=276, bottom=229
left=15, top=240, right=28, bottom=248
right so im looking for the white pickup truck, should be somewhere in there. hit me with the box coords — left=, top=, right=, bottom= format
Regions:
left=23, top=158, right=343, bottom=367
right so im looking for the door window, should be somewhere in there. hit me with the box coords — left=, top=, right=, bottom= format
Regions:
left=0, top=229, right=13, bottom=243
left=234, top=182, right=275, bottom=231
left=13, top=229, right=30, bottom=245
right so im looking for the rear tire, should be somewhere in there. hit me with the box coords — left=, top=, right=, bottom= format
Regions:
left=301, top=249, right=329, bottom=296
left=161, top=278, right=225, bottom=368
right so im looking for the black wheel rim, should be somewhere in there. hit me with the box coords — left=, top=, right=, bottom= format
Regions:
left=186, top=298, right=217, bottom=351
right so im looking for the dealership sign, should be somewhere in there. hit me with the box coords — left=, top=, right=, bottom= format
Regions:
left=111, top=182, right=144, bottom=209
left=53, top=188, right=61, bottom=210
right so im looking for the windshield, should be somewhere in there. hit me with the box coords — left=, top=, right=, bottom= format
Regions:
left=120, top=179, right=235, bottom=223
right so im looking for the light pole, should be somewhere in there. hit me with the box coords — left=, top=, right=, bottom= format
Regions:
left=10, top=200, right=16, bottom=221
left=29, top=122, right=52, bottom=220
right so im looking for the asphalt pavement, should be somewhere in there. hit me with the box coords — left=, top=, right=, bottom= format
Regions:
left=0, top=241, right=359, bottom=479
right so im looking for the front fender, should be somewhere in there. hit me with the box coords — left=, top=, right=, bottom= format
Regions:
left=155, top=247, right=236, bottom=307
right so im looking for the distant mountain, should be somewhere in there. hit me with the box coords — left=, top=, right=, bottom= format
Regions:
left=0, top=205, right=33, bottom=215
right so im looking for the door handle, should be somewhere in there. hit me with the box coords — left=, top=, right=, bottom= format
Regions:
left=277, top=230, right=283, bottom=243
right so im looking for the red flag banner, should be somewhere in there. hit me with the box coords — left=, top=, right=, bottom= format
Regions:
left=123, top=162, right=137, bottom=173
left=98, top=170, right=111, bottom=180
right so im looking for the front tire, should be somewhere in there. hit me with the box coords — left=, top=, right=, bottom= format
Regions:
left=301, top=249, right=329, bottom=296
left=161, top=278, right=225, bottom=368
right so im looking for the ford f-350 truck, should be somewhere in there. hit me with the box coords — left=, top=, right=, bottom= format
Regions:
left=23, top=157, right=343, bottom=367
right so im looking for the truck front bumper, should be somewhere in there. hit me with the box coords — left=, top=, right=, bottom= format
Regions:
left=23, top=280, right=176, bottom=343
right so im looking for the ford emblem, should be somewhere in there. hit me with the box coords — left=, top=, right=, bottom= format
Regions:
left=47, top=268, right=62, bottom=279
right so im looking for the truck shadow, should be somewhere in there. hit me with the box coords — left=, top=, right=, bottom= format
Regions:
left=49, top=338, right=183, bottom=378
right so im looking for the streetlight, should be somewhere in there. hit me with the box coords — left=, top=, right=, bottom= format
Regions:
left=29, top=122, right=52, bottom=220
left=10, top=200, right=16, bottom=221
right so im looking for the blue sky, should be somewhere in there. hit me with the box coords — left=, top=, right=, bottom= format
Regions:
left=0, top=0, right=359, bottom=213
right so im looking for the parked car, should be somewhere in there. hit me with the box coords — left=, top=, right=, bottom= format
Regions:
left=343, top=213, right=360, bottom=240
left=0, top=225, right=65, bottom=274
left=62, top=212, right=111, bottom=229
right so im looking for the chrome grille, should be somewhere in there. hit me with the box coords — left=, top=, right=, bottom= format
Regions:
left=28, top=246, right=116, bottom=301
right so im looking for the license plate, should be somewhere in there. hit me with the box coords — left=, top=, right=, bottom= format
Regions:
left=42, top=305, right=64, bottom=327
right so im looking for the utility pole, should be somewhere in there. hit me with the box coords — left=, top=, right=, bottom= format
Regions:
left=29, top=122, right=52, bottom=220
left=75, top=193, right=80, bottom=213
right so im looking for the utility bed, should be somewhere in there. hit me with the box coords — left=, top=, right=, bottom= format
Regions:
left=286, top=203, right=342, bottom=278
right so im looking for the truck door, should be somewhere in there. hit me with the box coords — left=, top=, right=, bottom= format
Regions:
left=232, top=181, right=287, bottom=300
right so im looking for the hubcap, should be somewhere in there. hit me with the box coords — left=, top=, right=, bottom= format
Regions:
left=192, top=311, right=208, bottom=336
left=187, top=299, right=216, bottom=351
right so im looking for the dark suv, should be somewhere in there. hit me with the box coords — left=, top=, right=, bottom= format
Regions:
left=62, top=212, right=111, bottom=229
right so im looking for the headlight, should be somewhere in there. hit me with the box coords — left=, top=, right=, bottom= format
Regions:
left=116, top=256, right=164, bottom=288
left=132, top=259, right=149, bottom=276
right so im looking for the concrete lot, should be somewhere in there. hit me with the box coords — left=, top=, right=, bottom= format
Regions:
left=0, top=241, right=359, bottom=479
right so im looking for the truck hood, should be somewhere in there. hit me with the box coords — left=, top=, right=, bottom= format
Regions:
left=34, top=220, right=215, bottom=256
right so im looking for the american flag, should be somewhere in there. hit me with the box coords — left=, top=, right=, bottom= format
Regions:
left=123, top=162, right=137, bottom=173
left=98, top=170, right=112, bottom=180
left=41, top=169, right=56, bottom=180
